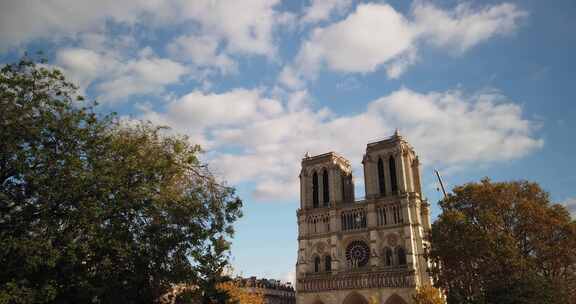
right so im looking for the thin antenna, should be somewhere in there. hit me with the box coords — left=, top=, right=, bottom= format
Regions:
left=434, top=169, right=447, bottom=199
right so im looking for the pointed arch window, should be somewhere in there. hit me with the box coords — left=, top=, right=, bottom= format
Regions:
left=389, top=155, right=398, bottom=193
left=314, top=256, right=321, bottom=272
left=325, top=255, right=332, bottom=272
left=384, top=247, right=393, bottom=266
left=312, top=171, right=319, bottom=208
left=377, top=157, right=386, bottom=195
left=397, top=247, right=407, bottom=265
left=323, top=169, right=329, bottom=206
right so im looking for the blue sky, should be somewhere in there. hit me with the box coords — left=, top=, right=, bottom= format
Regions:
left=1, top=0, right=575, bottom=283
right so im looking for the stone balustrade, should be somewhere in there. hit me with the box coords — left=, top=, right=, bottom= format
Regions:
left=297, top=270, right=415, bottom=292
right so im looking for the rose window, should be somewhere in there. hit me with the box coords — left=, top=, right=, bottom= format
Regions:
left=345, top=240, right=370, bottom=268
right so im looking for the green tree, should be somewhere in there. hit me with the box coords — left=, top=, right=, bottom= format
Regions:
left=0, top=57, right=242, bottom=303
left=427, top=179, right=576, bottom=304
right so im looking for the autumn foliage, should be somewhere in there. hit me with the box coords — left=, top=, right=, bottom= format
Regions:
left=412, top=284, right=445, bottom=304
left=427, top=179, right=576, bottom=304
left=216, top=281, right=265, bottom=304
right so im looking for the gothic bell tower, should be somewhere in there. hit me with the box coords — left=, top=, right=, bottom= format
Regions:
left=299, top=152, right=354, bottom=210
left=295, top=131, right=431, bottom=304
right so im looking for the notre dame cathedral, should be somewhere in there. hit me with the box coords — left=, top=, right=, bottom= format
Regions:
left=295, top=131, right=431, bottom=304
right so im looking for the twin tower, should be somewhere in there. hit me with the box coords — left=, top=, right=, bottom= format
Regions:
left=295, top=131, right=431, bottom=304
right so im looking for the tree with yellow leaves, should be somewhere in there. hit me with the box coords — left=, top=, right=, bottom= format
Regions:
left=412, top=284, right=445, bottom=304
left=217, top=280, right=265, bottom=304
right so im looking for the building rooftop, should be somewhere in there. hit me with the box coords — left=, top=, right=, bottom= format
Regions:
left=366, top=130, right=413, bottom=152
left=235, top=276, right=294, bottom=291
left=301, top=151, right=351, bottom=167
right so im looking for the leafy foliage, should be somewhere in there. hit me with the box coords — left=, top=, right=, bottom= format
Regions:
left=216, top=281, right=264, bottom=304
left=427, top=178, right=576, bottom=304
left=412, top=284, right=445, bottom=304
left=0, top=57, right=243, bottom=303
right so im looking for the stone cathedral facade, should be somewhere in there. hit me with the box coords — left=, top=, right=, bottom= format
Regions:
left=295, top=132, right=431, bottom=304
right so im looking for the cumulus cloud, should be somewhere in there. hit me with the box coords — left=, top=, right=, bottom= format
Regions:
left=309, top=4, right=414, bottom=73
left=137, top=87, right=542, bottom=201
left=281, top=1, right=527, bottom=87
left=173, top=0, right=284, bottom=57
left=165, top=89, right=283, bottom=130
left=96, top=56, right=189, bottom=101
left=278, top=67, right=306, bottom=90
left=0, top=0, right=285, bottom=59
left=281, top=3, right=416, bottom=88
left=368, top=88, right=542, bottom=164
left=0, top=0, right=167, bottom=49
left=300, top=0, right=352, bottom=24
left=138, top=89, right=284, bottom=147
left=167, top=34, right=236, bottom=74
left=1, top=0, right=293, bottom=100
left=56, top=47, right=188, bottom=102
left=55, top=48, right=114, bottom=89
left=413, top=2, right=528, bottom=53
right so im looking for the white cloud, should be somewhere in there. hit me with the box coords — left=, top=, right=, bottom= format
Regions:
left=368, top=88, right=543, bottom=164
left=0, top=0, right=165, bottom=49
left=167, top=34, right=236, bottom=74
left=385, top=48, right=419, bottom=79
left=1, top=0, right=291, bottom=100
left=300, top=0, right=352, bottom=24
left=278, top=66, right=306, bottom=90
left=96, top=56, right=189, bottom=101
left=173, top=0, right=283, bottom=58
left=413, top=2, right=528, bottom=52
left=282, top=2, right=527, bottom=87
left=286, top=3, right=415, bottom=85
left=316, top=4, right=414, bottom=73
left=562, top=197, right=576, bottom=217
left=56, top=47, right=188, bottom=102
left=0, top=0, right=284, bottom=60
left=14, top=1, right=539, bottom=201
left=55, top=48, right=115, bottom=89
left=138, top=87, right=542, bottom=201
left=165, top=89, right=283, bottom=130
left=138, top=88, right=283, bottom=147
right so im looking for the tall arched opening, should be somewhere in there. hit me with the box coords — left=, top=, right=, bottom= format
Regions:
left=342, top=292, right=368, bottom=304
left=384, top=294, right=407, bottom=304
